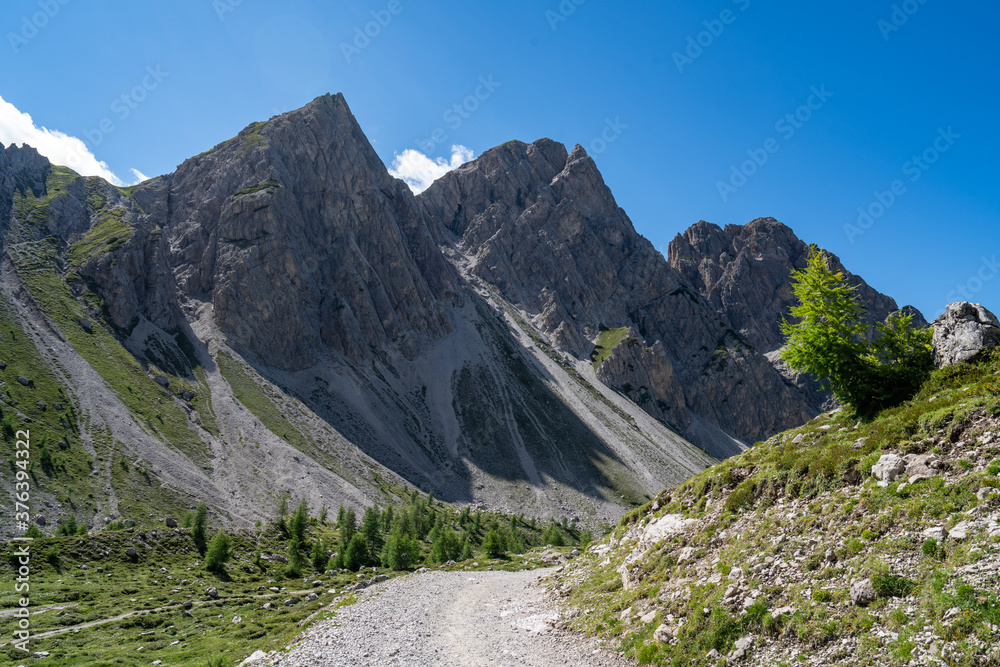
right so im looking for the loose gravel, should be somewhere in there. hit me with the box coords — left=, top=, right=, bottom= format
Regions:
left=259, top=567, right=633, bottom=666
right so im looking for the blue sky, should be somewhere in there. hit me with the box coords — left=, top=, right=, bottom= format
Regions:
left=1, top=0, right=997, bottom=319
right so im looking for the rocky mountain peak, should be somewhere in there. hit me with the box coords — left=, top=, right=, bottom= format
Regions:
left=668, top=216, right=921, bottom=355
left=108, top=93, right=459, bottom=370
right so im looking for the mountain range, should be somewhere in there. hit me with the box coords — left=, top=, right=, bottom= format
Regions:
left=0, top=93, right=922, bottom=532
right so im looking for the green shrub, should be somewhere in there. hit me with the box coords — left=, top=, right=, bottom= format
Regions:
left=204, top=531, right=232, bottom=573
left=725, top=479, right=756, bottom=513
left=192, top=502, right=208, bottom=554
left=429, top=529, right=462, bottom=563
left=922, top=539, right=938, bottom=557
left=56, top=516, right=81, bottom=536
left=311, top=539, right=329, bottom=571
left=812, top=589, right=833, bottom=603
left=381, top=531, right=420, bottom=571
left=343, top=533, right=368, bottom=571
left=289, top=499, right=309, bottom=546
left=872, top=573, right=917, bottom=598
left=636, top=642, right=659, bottom=663
left=285, top=537, right=306, bottom=578
left=482, top=528, right=506, bottom=558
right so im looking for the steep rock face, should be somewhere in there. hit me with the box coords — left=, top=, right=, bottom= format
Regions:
left=667, top=218, right=922, bottom=354
left=668, top=218, right=928, bottom=413
left=419, top=141, right=815, bottom=455
left=98, top=93, right=458, bottom=370
left=0, top=143, right=50, bottom=226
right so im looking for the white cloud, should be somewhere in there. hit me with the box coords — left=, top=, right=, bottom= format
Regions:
left=389, top=145, right=474, bottom=193
left=129, top=168, right=150, bottom=184
left=0, top=94, right=126, bottom=186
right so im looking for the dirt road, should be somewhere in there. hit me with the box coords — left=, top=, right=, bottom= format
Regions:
left=258, top=567, right=632, bottom=667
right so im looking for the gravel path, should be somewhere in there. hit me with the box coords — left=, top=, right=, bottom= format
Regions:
left=261, top=568, right=632, bottom=667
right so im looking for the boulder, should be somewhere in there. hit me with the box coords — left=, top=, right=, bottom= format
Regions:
left=905, top=453, right=940, bottom=480
left=206, top=586, right=219, bottom=599
left=923, top=526, right=947, bottom=542
left=239, top=651, right=269, bottom=666
left=17, top=376, right=30, bottom=386
left=677, top=546, right=697, bottom=563
left=872, top=454, right=907, bottom=486
left=730, top=635, right=754, bottom=660
left=850, top=578, right=878, bottom=606
left=165, top=518, right=178, bottom=528
left=932, top=302, right=1000, bottom=368
left=949, top=522, right=969, bottom=541
left=126, top=547, right=138, bottom=559
left=653, top=624, right=673, bottom=643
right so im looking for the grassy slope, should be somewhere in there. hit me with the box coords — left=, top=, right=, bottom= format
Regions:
left=558, top=355, right=1000, bottom=666
left=3, top=167, right=214, bottom=528
left=0, top=295, right=98, bottom=521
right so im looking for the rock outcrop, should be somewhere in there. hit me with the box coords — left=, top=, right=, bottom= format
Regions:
left=932, top=302, right=1000, bottom=367
left=668, top=218, right=927, bottom=413
left=420, top=144, right=840, bottom=455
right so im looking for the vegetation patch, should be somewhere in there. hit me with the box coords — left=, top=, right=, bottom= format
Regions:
left=590, top=326, right=629, bottom=370
left=232, top=177, right=281, bottom=198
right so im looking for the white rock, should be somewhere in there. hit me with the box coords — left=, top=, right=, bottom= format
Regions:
left=653, top=623, right=672, bottom=643
left=638, top=513, right=696, bottom=550
left=949, top=522, right=969, bottom=540
left=239, top=650, right=269, bottom=666
left=923, top=526, right=947, bottom=542
left=850, top=578, right=877, bottom=606
left=872, top=454, right=907, bottom=485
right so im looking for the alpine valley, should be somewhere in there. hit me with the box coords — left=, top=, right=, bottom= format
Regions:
left=0, top=93, right=923, bottom=533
